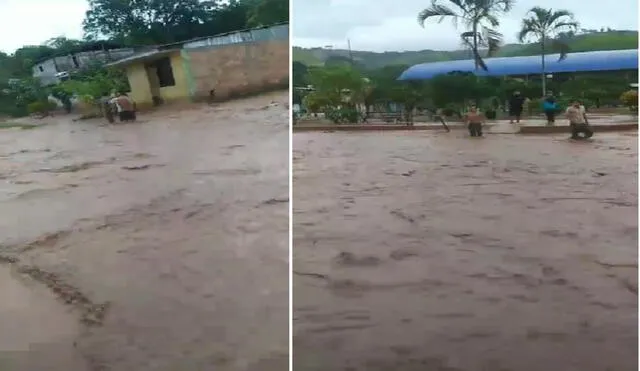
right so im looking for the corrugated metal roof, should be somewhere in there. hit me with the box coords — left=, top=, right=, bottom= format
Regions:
left=182, top=23, right=288, bottom=49
left=104, top=49, right=179, bottom=68
left=398, top=49, right=639, bottom=80
left=103, top=23, right=289, bottom=67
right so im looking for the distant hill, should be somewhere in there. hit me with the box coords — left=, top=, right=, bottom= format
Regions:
left=293, top=30, right=638, bottom=69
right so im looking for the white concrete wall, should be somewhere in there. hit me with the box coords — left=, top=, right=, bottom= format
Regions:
left=32, top=48, right=137, bottom=85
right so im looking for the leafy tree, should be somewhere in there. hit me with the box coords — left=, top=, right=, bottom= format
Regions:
left=323, top=55, right=366, bottom=70
left=417, top=0, right=514, bottom=71
left=518, top=7, right=579, bottom=96
left=9, top=45, right=57, bottom=76
left=429, top=72, right=492, bottom=107
left=82, top=0, right=253, bottom=45
left=365, top=65, right=410, bottom=112
left=8, top=77, right=48, bottom=107
left=387, top=81, right=432, bottom=124
left=45, top=37, right=85, bottom=55
left=304, top=65, right=368, bottom=123
left=58, top=67, right=128, bottom=106
left=50, top=85, right=73, bottom=113
left=246, top=0, right=288, bottom=27
left=292, top=61, right=309, bottom=87
left=307, top=65, right=365, bottom=108
left=302, top=92, right=330, bottom=116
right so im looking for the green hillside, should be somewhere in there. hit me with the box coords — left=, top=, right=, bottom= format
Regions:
left=293, top=30, right=638, bottom=69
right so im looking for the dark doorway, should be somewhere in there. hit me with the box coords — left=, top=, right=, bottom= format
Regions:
left=154, top=57, right=175, bottom=87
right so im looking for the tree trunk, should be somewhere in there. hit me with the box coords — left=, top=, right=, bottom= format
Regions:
left=473, top=23, right=479, bottom=71
left=541, top=35, right=547, bottom=96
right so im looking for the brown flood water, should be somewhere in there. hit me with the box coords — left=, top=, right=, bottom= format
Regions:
left=0, top=92, right=288, bottom=371
left=0, top=265, right=87, bottom=370
left=293, top=131, right=638, bottom=371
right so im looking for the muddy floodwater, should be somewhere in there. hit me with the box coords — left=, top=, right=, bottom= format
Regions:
left=293, top=131, right=638, bottom=371
left=0, top=92, right=288, bottom=371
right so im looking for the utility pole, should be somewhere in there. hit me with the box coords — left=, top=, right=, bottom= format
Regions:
left=347, top=38, right=354, bottom=66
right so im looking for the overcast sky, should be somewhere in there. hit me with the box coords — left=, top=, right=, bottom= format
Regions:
left=0, top=0, right=88, bottom=53
left=1, top=0, right=637, bottom=53
left=293, top=0, right=639, bottom=52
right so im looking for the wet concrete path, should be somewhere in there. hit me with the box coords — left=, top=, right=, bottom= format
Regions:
left=293, top=131, right=637, bottom=371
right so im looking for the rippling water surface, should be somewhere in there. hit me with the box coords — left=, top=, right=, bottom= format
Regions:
left=293, top=131, right=638, bottom=371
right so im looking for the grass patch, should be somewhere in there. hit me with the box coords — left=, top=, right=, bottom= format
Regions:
left=0, top=122, right=39, bottom=130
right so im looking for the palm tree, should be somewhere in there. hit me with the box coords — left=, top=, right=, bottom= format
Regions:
left=518, top=7, right=579, bottom=96
left=418, top=0, right=515, bottom=72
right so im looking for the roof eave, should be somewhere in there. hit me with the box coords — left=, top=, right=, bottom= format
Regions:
left=105, top=49, right=180, bottom=68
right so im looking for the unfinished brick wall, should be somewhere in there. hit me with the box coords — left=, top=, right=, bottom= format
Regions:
left=185, top=40, right=288, bottom=101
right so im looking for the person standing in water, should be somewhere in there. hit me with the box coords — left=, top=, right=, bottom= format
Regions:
left=464, top=104, right=485, bottom=137
left=508, top=91, right=525, bottom=124
left=110, top=92, right=137, bottom=122
left=566, top=100, right=593, bottom=139
left=542, top=92, right=558, bottom=126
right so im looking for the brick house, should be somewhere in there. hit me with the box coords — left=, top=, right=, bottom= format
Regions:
left=105, top=23, right=289, bottom=109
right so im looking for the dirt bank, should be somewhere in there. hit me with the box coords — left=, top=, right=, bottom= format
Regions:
left=293, top=131, right=637, bottom=371
left=0, top=92, right=289, bottom=371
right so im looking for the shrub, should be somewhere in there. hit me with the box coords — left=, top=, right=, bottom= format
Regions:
left=620, top=90, right=638, bottom=111
left=441, top=104, right=461, bottom=117
left=50, top=85, right=73, bottom=113
left=484, top=109, right=497, bottom=120
left=27, top=100, right=57, bottom=116
left=303, top=92, right=329, bottom=115
left=325, top=107, right=359, bottom=124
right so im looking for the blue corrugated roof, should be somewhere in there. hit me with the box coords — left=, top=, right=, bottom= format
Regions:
left=398, top=49, right=639, bottom=80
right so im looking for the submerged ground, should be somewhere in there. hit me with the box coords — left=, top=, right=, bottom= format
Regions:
left=293, top=131, right=638, bottom=371
left=0, top=92, right=289, bottom=371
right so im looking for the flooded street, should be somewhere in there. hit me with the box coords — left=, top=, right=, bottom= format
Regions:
left=0, top=265, right=87, bottom=371
left=293, top=131, right=638, bottom=371
left=0, top=92, right=289, bottom=371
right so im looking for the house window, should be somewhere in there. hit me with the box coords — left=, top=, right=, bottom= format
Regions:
left=154, top=57, right=175, bottom=87
left=38, top=66, right=44, bottom=72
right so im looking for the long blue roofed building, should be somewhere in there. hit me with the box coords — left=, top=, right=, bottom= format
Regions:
left=398, top=49, right=638, bottom=80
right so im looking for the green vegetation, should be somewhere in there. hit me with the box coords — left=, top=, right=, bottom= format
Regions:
left=294, top=3, right=637, bottom=126
left=26, top=101, right=57, bottom=116
left=293, top=30, right=638, bottom=69
left=295, top=63, right=636, bottom=124
left=82, top=0, right=286, bottom=45
left=620, top=90, right=638, bottom=112
left=0, top=122, right=39, bottom=130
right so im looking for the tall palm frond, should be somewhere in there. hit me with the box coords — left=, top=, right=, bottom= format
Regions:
left=417, top=0, right=460, bottom=27
left=518, top=7, right=579, bottom=60
left=418, top=0, right=514, bottom=72
left=482, top=26, right=503, bottom=56
left=518, top=6, right=579, bottom=94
